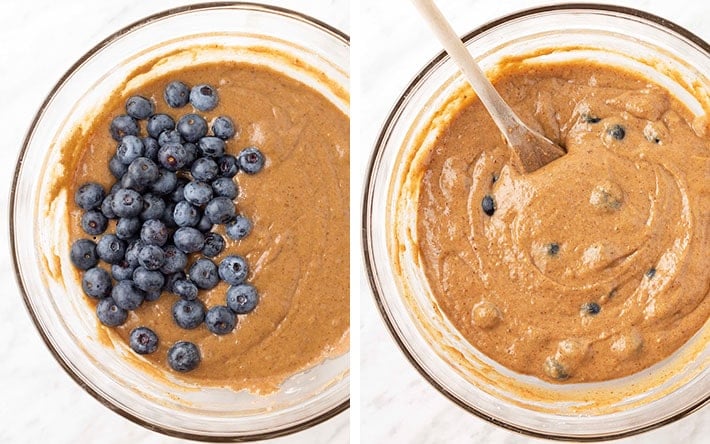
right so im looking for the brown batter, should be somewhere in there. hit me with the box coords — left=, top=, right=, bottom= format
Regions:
left=60, top=59, right=349, bottom=392
left=416, top=61, right=709, bottom=383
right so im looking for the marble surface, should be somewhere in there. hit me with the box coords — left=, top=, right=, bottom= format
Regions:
left=359, top=0, right=709, bottom=443
left=0, top=1, right=348, bottom=443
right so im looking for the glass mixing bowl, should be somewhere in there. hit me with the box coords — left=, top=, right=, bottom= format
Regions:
left=11, top=3, right=349, bottom=441
left=364, top=4, right=708, bottom=441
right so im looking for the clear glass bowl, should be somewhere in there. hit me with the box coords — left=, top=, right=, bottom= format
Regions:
left=11, top=3, right=349, bottom=441
left=364, top=4, right=708, bottom=441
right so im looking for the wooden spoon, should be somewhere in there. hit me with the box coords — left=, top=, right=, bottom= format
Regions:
left=410, top=0, right=566, bottom=173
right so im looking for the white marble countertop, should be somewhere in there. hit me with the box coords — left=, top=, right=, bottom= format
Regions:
left=359, top=0, right=709, bottom=443
left=0, top=1, right=348, bottom=443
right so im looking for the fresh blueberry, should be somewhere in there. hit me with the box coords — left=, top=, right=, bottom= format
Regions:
left=96, top=234, right=126, bottom=264
left=205, top=306, right=236, bottom=335
left=196, top=213, right=213, bottom=233
left=111, top=180, right=128, bottom=196
left=81, top=267, right=112, bottom=299
left=548, top=243, right=560, bottom=256
left=158, top=129, right=183, bottom=147
left=581, top=302, right=601, bottom=315
left=140, top=219, right=168, bottom=246
left=189, top=84, right=218, bottom=111
left=127, top=157, right=159, bottom=187
left=608, top=124, right=625, bottom=140
left=226, top=283, right=259, bottom=314
left=111, top=261, right=136, bottom=281
left=109, top=115, right=139, bottom=141
left=237, top=147, right=265, bottom=174
left=151, top=169, right=178, bottom=195
left=183, top=181, right=213, bottom=206
left=81, top=210, right=108, bottom=236
left=205, top=196, right=235, bottom=224
left=217, top=154, right=239, bottom=177
left=100, top=194, right=116, bottom=219
left=170, top=179, right=189, bottom=203
left=70, top=239, right=98, bottom=270
left=172, top=299, right=205, bottom=329
left=111, top=280, right=145, bottom=310
left=172, top=279, right=198, bottom=301
left=109, top=155, right=128, bottom=179
left=225, top=215, right=252, bottom=240
left=188, top=258, right=219, bottom=289
left=138, top=244, right=165, bottom=270
left=124, top=239, right=145, bottom=268
left=167, top=341, right=201, bottom=372
left=481, top=195, right=495, bottom=216
left=157, top=143, right=188, bottom=171
left=177, top=113, right=208, bottom=143
left=109, top=183, right=122, bottom=195
left=646, top=268, right=656, bottom=278
left=202, top=232, right=225, bottom=257
left=120, top=171, right=147, bottom=193
left=114, top=217, right=140, bottom=240
left=190, top=157, right=219, bottom=182
left=212, top=116, right=235, bottom=139
left=144, top=288, right=162, bottom=302
left=75, top=182, right=105, bottom=210
left=198, top=136, right=225, bottom=158
left=163, top=271, right=185, bottom=293
left=129, top=326, right=158, bottom=354
left=211, top=177, right=238, bottom=199
left=218, top=255, right=248, bottom=285
left=173, top=200, right=201, bottom=227
left=143, top=136, right=160, bottom=161
left=164, top=81, right=190, bottom=108
left=183, top=142, right=199, bottom=168
left=173, top=227, right=205, bottom=253
left=116, top=135, right=145, bottom=165
left=111, top=189, right=143, bottom=218
left=146, top=113, right=175, bottom=139
left=96, top=297, right=128, bottom=327
left=160, top=245, right=188, bottom=274
left=161, top=202, right=178, bottom=228
left=133, top=266, right=165, bottom=292
left=126, top=95, right=154, bottom=120
left=140, top=193, right=166, bottom=220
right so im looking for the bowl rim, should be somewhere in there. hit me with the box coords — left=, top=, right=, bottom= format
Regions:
left=362, top=3, right=709, bottom=441
left=10, top=2, right=349, bottom=441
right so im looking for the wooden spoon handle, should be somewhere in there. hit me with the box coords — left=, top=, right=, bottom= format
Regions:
left=409, top=0, right=519, bottom=134
left=410, top=0, right=566, bottom=173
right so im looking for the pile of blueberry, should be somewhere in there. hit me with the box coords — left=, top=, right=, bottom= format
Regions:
left=69, top=81, right=265, bottom=373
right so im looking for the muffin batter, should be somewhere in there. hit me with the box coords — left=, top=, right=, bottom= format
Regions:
left=416, top=61, right=709, bottom=382
left=59, top=59, right=349, bottom=392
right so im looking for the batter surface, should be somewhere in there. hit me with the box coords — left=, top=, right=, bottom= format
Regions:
left=416, top=61, right=709, bottom=382
left=61, top=59, right=349, bottom=392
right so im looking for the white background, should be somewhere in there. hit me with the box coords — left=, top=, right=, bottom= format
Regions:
left=359, top=0, right=709, bottom=443
left=0, top=0, right=708, bottom=443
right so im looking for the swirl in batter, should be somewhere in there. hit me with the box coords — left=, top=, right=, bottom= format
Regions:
left=417, top=61, right=709, bottom=382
